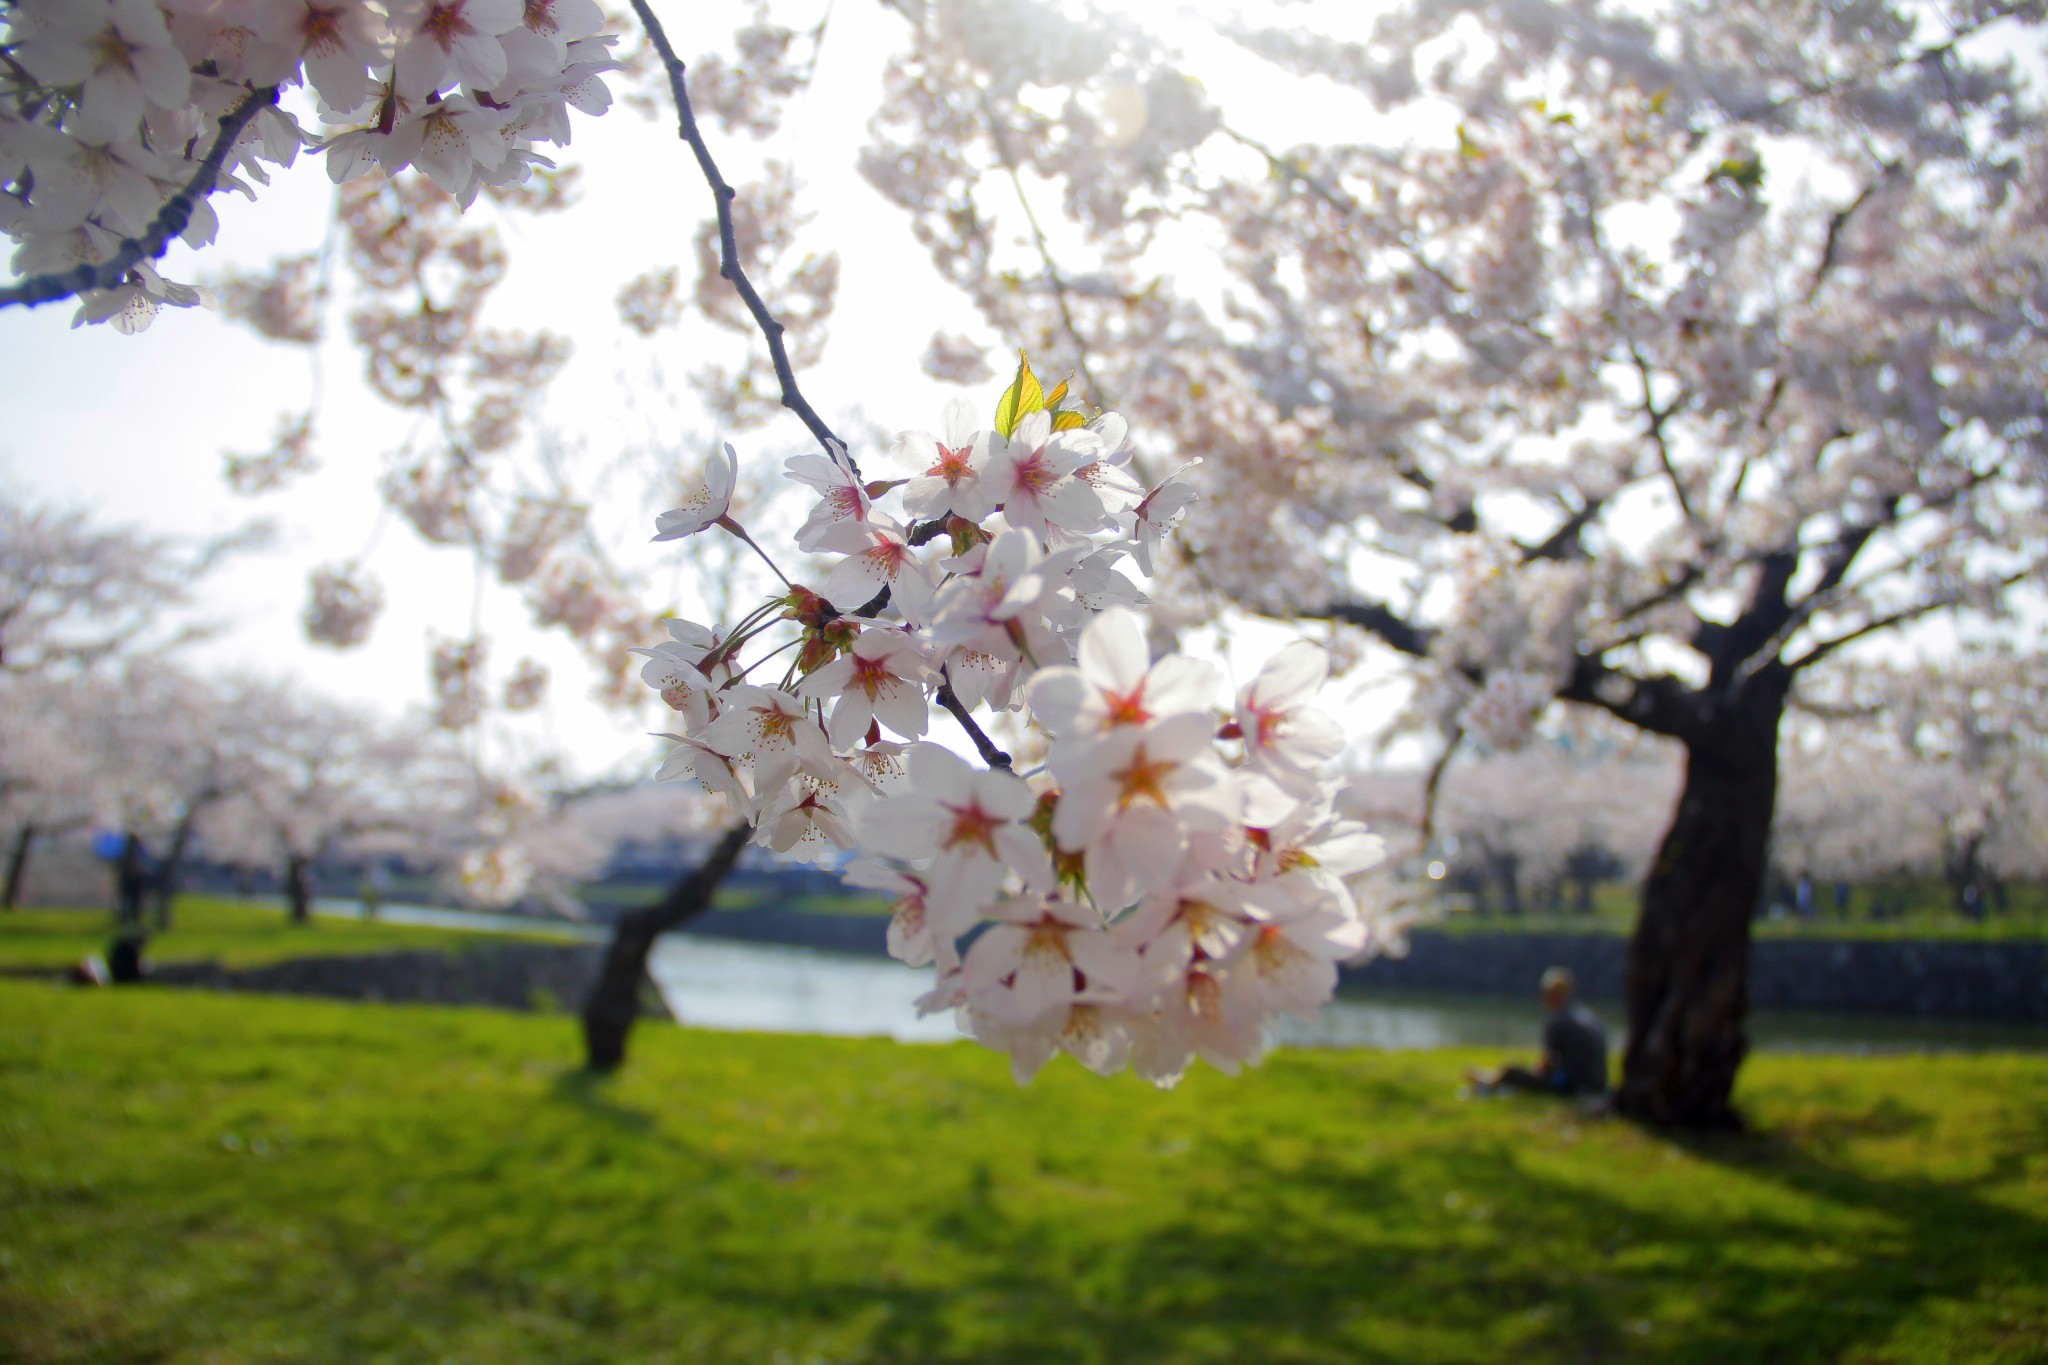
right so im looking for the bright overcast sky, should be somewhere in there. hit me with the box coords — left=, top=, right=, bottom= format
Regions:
left=0, top=0, right=1433, bottom=780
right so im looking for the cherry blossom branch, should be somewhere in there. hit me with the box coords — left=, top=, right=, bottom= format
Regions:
left=629, top=0, right=843, bottom=459
left=1629, top=342, right=1700, bottom=535
left=0, top=85, right=280, bottom=310
left=977, top=90, right=1108, bottom=406
left=936, top=673, right=1012, bottom=769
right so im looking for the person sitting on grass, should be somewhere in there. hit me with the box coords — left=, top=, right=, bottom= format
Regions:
left=1466, top=967, right=1610, bottom=1098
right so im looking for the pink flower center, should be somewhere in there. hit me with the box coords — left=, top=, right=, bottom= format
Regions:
left=1011, top=447, right=1060, bottom=498
left=420, top=3, right=476, bottom=51
left=928, top=444, right=975, bottom=482
left=1102, top=682, right=1150, bottom=727
left=941, top=800, right=1003, bottom=855
left=850, top=653, right=894, bottom=698
left=1112, top=745, right=1175, bottom=809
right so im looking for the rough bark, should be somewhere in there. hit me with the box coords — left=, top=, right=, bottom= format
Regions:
left=285, top=855, right=313, bottom=926
left=581, top=823, right=751, bottom=1073
left=152, top=808, right=202, bottom=930
left=2, top=823, right=32, bottom=910
left=1615, top=670, right=1790, bottom=1130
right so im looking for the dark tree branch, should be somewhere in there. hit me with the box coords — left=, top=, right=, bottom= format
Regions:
left=1522, top=495, right=1602, bottom=562
left=0, top=86, right=280, bottom=310
left=1311, top=599, right=1436, bottom=659
left=1557, top=654, right=1702, bottom=742
left=582, top=822, right=752, bottom=1072
left=936, top=673, right=1012, bottom=769
left=630, top=0, right=843, bottom=460
left=1787, top=568, right=2032, bottom=671
left=1805, top=170, right=1893, bottom=303
left=1630, top=343, right=1699, bottom=534
left=1417, top=729, right=1461, bottom=850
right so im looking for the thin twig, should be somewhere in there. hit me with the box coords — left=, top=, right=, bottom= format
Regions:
left=0, top=85, right=280, bottom=309
left=629, top=0, right=842, bottom=459
left=977, top=90, right=1107, bottom=405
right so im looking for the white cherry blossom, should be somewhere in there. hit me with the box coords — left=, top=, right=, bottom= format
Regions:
left=986, top=410, right=1106, bottom=540
left=797, top=626, right=935, bottom=748
left=1027, top=606, right=1218, bottom=741
left=859, top=742, right=1053, bottom=912
left=893, top=398, right=999, bottom=522
left=1236, top=641, right=1346, bottom=794
left=653, top=444, right=738, bottom=542
left=786, top=440, right=871, bottom=552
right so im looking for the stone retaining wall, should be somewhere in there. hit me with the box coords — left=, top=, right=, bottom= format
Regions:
left=1340, top=932, right=2048, bottom=1022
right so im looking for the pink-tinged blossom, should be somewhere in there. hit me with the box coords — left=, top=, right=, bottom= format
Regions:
left=15, top=125, right=166, bottom=234
left=287, top=0, right=389, bottom=109
left=1222, top=911, right=1367, bottom=1023
left=162, top=0, right=301, bottom=86
left=985, top=410, right=1107, bottom=541
left=1129, top=461, right=1200, bottom=576
left=631, top=618, right=729, bottom=730
left=1068, top=546, right=1147, bottom=614
left=1074, top=453, right=1144, bottom=519
left=927, top=528, right=1074, bottom=665
left=653, top=443, right=738, bottom=541
left=1236, top=641, right=1346, bottom=793
left=797, top=627, right=934, bottom=748
left=959, top=896, right=1141, bottom=1026
left=973, top=998, right=1139, bottom=1084
left=786, top=440, right=871, bottom=552
left=933, top=646, right=1025, bottom=713
left=845, top=860, right=953, bottom=969
left=382, top=96, right=508, bottom=194
left=390, top=0, right=523, bottom=96
left=847, top=738, right=911, bottom=793
left=516, top=0, right=604, bottom=60
left=1246, top=793, right=1387, bottom=921
left=653, top=733, right=752, bottom=821
left=695, top=685, right=832, bottom=793
left=1048, top=713, right=1233, bottom=910
left=893, top=398, right=999, bottom=522
left=859, top=742, right=1053, bottom=914
left=815, top=516, right=938, bottom=623
left=12, top=0, right=192, bottom=143
left=1128, top=964, right=1268, bottom=1085
left=754, top=753, right=872, bottom=863
left=1027, top=606, right=1218, bottom=742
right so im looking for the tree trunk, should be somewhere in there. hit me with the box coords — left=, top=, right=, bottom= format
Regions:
left=152, top=808, right=202, bottom=930
left=285, top=855, right=313, bottom=926
left=1616, top=672, right=1789, bottom=1131
left=582, top=824, right=751, bottom=1073
left=2, top=823, right=32, bottom=910
left=115, top=831, right=149, bottom=930
left=1495, top=851, right=1523, bottom=916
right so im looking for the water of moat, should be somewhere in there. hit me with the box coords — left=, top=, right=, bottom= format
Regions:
left=318, top=900, right=2048, bottom=1055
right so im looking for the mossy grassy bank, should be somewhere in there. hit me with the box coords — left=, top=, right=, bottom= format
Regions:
left=0, top=898, right=566, bottom=971
left=3, top=981, right=2044, bottom=1364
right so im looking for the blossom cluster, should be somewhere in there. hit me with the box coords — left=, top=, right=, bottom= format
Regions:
left=0, top=0, right=618, bottom=330
left=644, top=359, right=1395, bottom=1085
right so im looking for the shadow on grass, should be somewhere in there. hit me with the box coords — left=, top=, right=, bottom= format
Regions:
left=668, top=1108, right=2047, bottom=1364
left=549, top=1069, right=659, bottom=1134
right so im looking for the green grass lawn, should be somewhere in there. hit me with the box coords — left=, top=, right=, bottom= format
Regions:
left=0, top=897, right=563, bottom=971
left=1, top=981, right=2043, bottom=1363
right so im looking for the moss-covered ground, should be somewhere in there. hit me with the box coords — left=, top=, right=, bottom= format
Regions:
left=2, top=980, right=2043, bottom=1363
